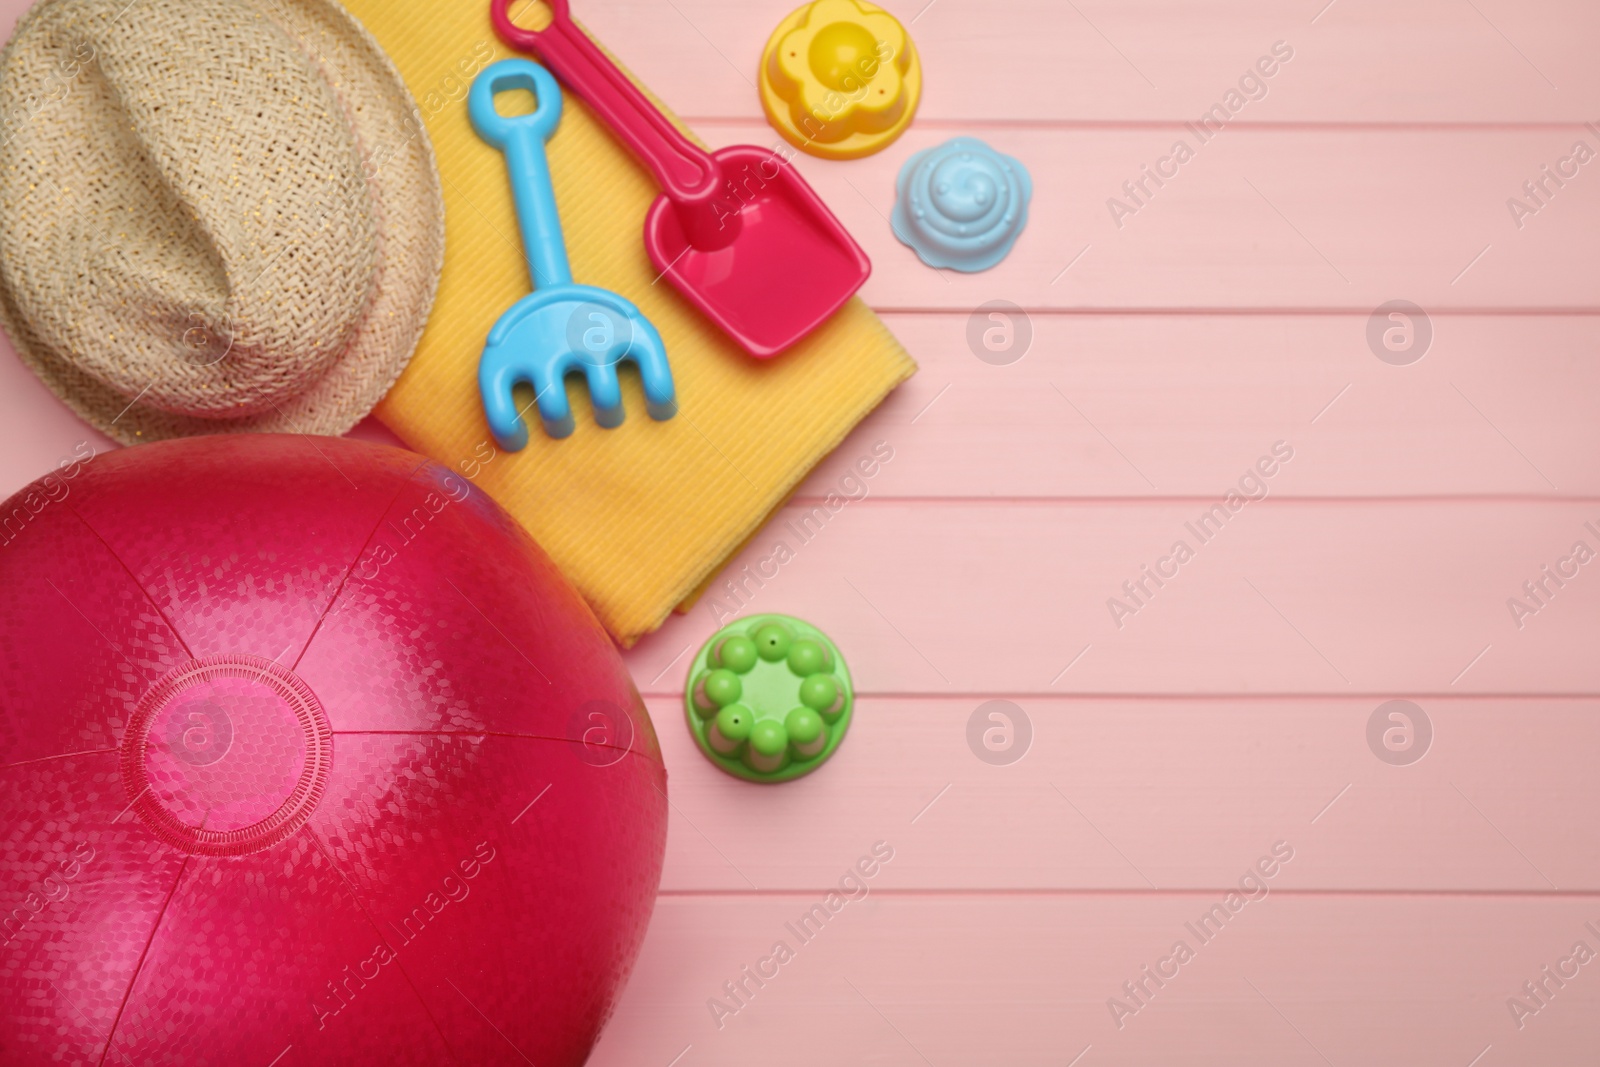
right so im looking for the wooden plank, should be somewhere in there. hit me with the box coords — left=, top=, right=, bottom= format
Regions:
left=648, top=695, right=1600, bottom=892
left=577, top=0, right=1600, bottom=124
left=622, top=499, right=1600, bottom=695
left=802, top=313, right=1600, bottom=499
left=0, top=340, right=114, bottom=502
left=590, top=892, right=1600, bottom=1066
left=9, top=309, right=1595, bottom=503
left=6, top=310, right=1599, bottom=502
left=707, top=124, right=1600, bottom=311
left=6, top=0, right=1579, bottom=128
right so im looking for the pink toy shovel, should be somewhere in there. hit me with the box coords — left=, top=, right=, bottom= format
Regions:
left=491, top=0, right=871, bottom=358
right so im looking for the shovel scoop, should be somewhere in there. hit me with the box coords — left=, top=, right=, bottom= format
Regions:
left=470, top=59, right=676, bottom=448
left=491, top=0, right=871, bottom=358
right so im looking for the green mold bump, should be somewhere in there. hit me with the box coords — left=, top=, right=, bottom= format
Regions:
left=684, top=614, right=853, bottom=782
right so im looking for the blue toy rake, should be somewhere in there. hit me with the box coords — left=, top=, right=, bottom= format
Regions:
left=469, top=59, right=676, bottom=448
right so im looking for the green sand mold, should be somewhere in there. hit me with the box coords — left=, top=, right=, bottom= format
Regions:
left=684, top=614, right=853, bottom=782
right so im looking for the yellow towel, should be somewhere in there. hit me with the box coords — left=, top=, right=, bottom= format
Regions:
left=342, top=0, right=915, bottom=647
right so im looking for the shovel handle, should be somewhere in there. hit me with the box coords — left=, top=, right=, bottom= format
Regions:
left=491, top=0, right=721, bottom=206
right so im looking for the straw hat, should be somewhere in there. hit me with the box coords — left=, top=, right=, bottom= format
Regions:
left=0, top=0, right=444, bottom=443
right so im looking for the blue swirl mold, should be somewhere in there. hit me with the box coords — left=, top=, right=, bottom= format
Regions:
left=890, top=136, right=1031, bottom=272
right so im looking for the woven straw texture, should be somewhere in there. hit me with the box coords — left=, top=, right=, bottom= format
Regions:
left=0, top=0, right=444, bottom=443
left=343, top=0, right=917, bottom=646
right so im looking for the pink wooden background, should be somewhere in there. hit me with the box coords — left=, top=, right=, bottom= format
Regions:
left=4, top=0, right=1599, bottom=1063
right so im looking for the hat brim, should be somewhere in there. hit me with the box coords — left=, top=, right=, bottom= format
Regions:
left=0, top=0, right=444, bottom=445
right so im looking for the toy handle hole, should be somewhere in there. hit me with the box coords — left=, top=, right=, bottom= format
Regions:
left=495, top=0, right=565, bottom=42
left=493, top=85, right=540, bottom=119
